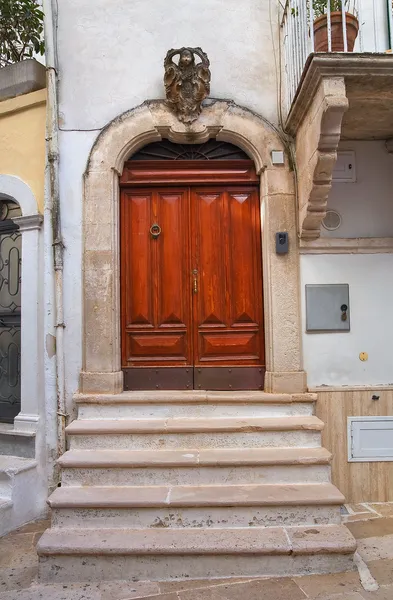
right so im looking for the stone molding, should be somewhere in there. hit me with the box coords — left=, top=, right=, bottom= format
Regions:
left=82, top=100, right=307, bottom=394
left=309, top=385, right=393, bottom=392
left=14, top=214, right=43, bottom=231
left=300, top=237, right=393, bottom=254
left=293, top=77, right=348, bottom=241
left=286, top=54, right=393, bottom=135
left=0, top=59, right=46, bottom=103
left=286, top=54, right=393, bottom=240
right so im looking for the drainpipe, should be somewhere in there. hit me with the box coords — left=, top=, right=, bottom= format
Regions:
left=42, top=0, right=66, bottom=466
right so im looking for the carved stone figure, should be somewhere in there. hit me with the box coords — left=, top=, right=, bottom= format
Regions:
left=164, top=47, right=211, bottom=124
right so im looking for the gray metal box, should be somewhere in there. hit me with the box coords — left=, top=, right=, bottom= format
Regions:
left=305, top=284, right=350, bottom=332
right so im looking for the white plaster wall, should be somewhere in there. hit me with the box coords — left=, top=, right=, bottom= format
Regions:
left=56, top=0, right=280, bottom=130
left=58, top=131, right=98, bottom=414
left=56, top=0, right=281, bottom=403
left=322, top=141, right=393, bottom=238
left=301, top=254, right=393, bottom=387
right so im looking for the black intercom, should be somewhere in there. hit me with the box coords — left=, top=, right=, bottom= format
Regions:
left=275, top=232, right=289, bottom=254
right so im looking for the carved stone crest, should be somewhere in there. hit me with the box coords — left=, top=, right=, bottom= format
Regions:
left=164, top=47, right=211, bottom=124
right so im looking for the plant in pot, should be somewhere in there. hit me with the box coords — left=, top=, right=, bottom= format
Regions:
left=0, top=0, right=45, bottom=68
left=312, top=0, right=359, bottom=52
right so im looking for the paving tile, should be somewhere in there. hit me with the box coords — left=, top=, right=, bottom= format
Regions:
left=343, top=515, right=380, bottom=524
left=293, top=570, right=363, bottom=599
left=159, top=578, right=252, bottom=593
left=100, top=580, right=161, bottom=599
left=366, top=504, right=393, bottom=518
left=0, top=565, right=37, bottom=592
left=367, top=559, right=393, bottom=586
left=128, top=595, right=178, bottom=600
left=345, top=519, right=393, bottom=540
left=0, top=525, right=38, bottom=569
left=357, top=535, right=393, bottom=562
left=177, top=578, right=307, bottom=600
left=14, top=519, right=51, bottom=535
left=361, top=583, right=393, bottom=599
left=0, top=582, right=101, bottom=600
left=312, top=594, right=365, bottom=600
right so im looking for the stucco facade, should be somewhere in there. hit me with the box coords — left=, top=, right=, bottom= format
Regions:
left=0, top=84, right=48, bottom=535
left=0, top=89, right=46, bottom=212
left=1, top=0, right=393, bottom=585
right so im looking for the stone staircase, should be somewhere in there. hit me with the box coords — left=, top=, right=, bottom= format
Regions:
left=37, top=391, right=356, bottom=582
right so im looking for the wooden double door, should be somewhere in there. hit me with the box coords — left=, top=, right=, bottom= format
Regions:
left=120, top=162, right=265, bottom=390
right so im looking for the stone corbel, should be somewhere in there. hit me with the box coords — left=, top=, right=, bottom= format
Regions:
left=290, top=77, right=348, bottom=240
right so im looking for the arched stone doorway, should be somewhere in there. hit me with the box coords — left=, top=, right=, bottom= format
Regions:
left=81, top=100, right=307, bottom=395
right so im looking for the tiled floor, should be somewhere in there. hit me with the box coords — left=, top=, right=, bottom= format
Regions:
left=1, top=505, right=393, bottom=600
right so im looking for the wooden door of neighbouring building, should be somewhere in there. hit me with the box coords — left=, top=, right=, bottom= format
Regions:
left=120, top=141, right=265, bottom=390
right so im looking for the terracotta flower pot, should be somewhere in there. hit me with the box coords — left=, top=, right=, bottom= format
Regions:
left=313, top=12, right=359, bottom=52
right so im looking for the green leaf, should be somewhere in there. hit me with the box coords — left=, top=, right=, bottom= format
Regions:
left=0, top=0, right=45, bottom=67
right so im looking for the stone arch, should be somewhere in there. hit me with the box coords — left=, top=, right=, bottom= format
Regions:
left=0, top=174, right=39, bottom=216
left=81, top=100, right=307, bottom=394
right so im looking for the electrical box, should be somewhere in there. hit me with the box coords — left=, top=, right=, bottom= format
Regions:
left=348, top=417, right=393, bottom=462
left=305, top=284, right=350, bottom=332
left=332, top=151, right=356, bottom=182
left=271, top=150, right=285, bottom=165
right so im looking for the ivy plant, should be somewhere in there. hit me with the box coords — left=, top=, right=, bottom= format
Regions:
left=0, top=0, right=45, bottom=68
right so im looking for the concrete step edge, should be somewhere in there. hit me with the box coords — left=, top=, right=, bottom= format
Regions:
left=65, top=416, right=324, bottom=435
left=74, top=391, right=318, bottom=405
left=0, top=455, right=37, bottom=476
left=58, top=447, right=332, bottom=468
left=36, top=524, right=356, bottom=556
left=48, top=482, right=345, bottom=508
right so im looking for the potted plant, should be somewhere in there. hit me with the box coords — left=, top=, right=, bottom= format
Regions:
left=0, top=0, right=45, bottom=99
left=312, top=0, right=359, bottom=52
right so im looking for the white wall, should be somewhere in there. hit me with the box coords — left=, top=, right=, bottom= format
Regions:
left=56, top=0, right=280, bottom=130
left=301, top=254, right=393, bottom=387
left=323, top=141, right=393, bottom=238
left=58, top=131, right=97, bottom=414
left=56, top=0, right=281, bottom=404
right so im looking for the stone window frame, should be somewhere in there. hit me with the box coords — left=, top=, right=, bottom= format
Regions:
left=81, top=100, right=306, bottom=394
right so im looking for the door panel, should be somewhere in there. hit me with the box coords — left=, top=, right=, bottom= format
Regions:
left=192, top=187, right=264, bottom=367
left=192, top=190, right=226, bottom=328
left=121, top=182, right=265, bottom=389
left=123, top=190, right=153, bottom=329
left=121, top=188, right=191, bottom=366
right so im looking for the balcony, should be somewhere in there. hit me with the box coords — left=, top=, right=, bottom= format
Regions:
left=282, top=0, right=393, bottom=239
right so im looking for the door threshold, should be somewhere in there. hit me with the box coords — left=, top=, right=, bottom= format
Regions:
left=123, top=367, right=265, bottom=391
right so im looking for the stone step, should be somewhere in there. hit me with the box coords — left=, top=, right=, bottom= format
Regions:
left=59, top=447, right=332, bottom=486
left=66, top=416, right=323, bottom=450
left=52, top=501, right=342, bottom=529
left=37, top=525, right=356, bottom=582
left=75, top=391, right=318, bottom=404
left=48, top=482, right=344, bottom=529
left=76, top=391, right=316, bottom=419
left=48, top=482, right=345, bottom=508
left=0, top=455, right=38, bottom=536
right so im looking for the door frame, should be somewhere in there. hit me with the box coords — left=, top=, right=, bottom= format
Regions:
left=119, top=161, right=265, bottom=390
left=80, top=100, right=307, bottom=395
